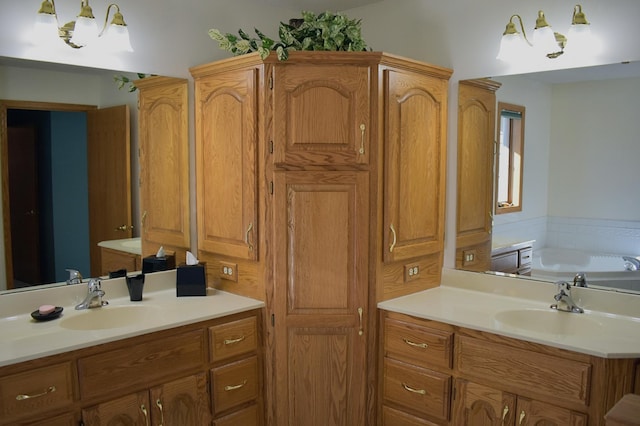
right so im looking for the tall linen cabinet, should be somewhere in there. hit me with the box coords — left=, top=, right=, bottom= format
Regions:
left=190, top=52, right=451, bottom=425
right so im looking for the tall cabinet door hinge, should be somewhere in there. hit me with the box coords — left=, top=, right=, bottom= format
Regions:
left=269, top=72, right=273, bottom=90
left=269, top=140, right=274, bottom=154
left=269, top=181, right=274, bottom=195
left=271, top=314, right=275, bottom=326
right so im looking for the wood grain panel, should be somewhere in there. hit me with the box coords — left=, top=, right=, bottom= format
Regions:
left=151, top=372, right=211, bottom=425
left=210, top=316, right=258, bottom=362
left=452, top=378, right=516, bottom=426
left=78, top=329, right=206, bottom=400
left=82, top=390, right=149, bottom=426
left=516, top=397, right=588, bottom=426
left=456, top=335, right=591, bottom=406
left=382, top=405, right=440, bottom=426
left=384, top=318, right=453, bottom=369
left=213, top=403, right=259, bottom=426
left=212, top=356, right=259, bottom=415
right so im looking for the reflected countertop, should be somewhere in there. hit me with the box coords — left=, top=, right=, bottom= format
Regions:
left=378, top=268, right=640, bottom=359
left=0, top=270, right=264, bottom=367
left=97, top=237, right=142, bottom=255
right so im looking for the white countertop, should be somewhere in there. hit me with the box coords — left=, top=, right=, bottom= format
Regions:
left=0, top=270, right=264, bottom=367
left=379, top=269, right=640, bottom=359
left=97, top=237, right=142, bottom=255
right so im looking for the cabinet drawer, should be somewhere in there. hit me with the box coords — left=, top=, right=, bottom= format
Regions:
left=382, top=405, right=440, bottom=426
left=213, top=403, right=260, bottom=426
left=79, top=329, right=206, bottom=399
left=0, top=362, right=75, bottom=423
left=456, top=336, right=591, bottom=406
left=384, top=318, right=453, bottom=369
left=383, top=358, right=451, bottom=421
left=210, top=316, right=257, bottom=362
left=519, top=248, right=532, bottom=267
left=212, top=356, right=259, bottom=414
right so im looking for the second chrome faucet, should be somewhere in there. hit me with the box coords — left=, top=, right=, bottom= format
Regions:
left=551, top=281, right=584, bottom=313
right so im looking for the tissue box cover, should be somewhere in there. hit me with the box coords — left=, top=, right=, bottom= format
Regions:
left=176, top=263, right=207, bottom=297
left=142, top=254, right=176, bottom=274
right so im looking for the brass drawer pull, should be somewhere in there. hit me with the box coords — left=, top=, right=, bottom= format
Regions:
left=16, top=385, right=56, bottom=400
left=140, top=404, right=150, bottom=426
left=156, top=399, right=165, bottom=426
left=519, top=410, right=526, bottom=424
left=245, top=222, right=254, bottom=251
left=224, top=335, right=246, bottom=345
left=502, top=405, right=509, bottom=424
left=403, top=338, right=428, bottom=349
left=389, top=224, right=397, bottom=253
left=224, top=379, right=248, bottom=391
left=359, top=123, right=366, bottom=154
left=402, top=383, right=426, bottom=395
left=358, top=307, right=364, bottom=336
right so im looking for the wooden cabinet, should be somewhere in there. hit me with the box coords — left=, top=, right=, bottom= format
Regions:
left=82, top=373, right=210, bottom=426
left=0, top=310, right=263, bottom=426
left=99, top=246, right=141, bottom=275
left=191, top=51, right=452, bottom=425
left=135, top=76, right=190, bottom=262
left=456, top=79, right=501, bottom=272
left=491, top=240, right=533, bottom=275
left=379, top=310, right=638, bottom=426
left=209, top=316, right=262, bottom=423
left=0, top=362, right=76, bottom=425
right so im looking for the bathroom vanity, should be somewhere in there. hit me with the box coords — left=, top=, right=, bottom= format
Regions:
left=378, top=269, right=640, bottom=426
left=0, top=272, right=265, bottom=426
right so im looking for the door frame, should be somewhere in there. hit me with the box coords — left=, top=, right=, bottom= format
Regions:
left=0, top=100, right=97, bottom=289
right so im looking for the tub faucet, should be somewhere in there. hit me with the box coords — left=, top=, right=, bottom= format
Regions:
left=75, top=278, right=108, bottom=310
left=623, top=256, right=640, bottom=271
left=573, top=272, right=588, bottom=288
left=66, top=269, right=83, bottom=285
left=551, top=281, right=583, bottom=313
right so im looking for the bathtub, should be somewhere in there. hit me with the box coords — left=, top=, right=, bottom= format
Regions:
left=530, top=247, right=640, bottom=293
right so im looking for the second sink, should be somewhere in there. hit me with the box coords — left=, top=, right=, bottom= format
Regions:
left=493, top=308, right=603, bottom=336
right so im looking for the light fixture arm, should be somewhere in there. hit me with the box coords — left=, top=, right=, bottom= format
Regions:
left=504, top=14, right=532, bottom=46
left=98, top=4, right=126, bottom=37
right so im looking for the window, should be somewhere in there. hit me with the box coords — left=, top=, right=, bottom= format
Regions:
left=495, top=102, right=525, bottom=214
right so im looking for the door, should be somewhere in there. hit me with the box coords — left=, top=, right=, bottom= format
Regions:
left=87, top=105, right=132, bottom=276
left=194, top=69, right=258, bottom=261
left=7, top=126, right=41, bottom=285
left=452, top=379, right=515, bottom=426
left=150, top=373, right=211, bottom=425
left=273, top=170, right=369, bottom=426
left=272, top=63, right=371, bottom=166
left=515, top=398, right=587, bottom=426
left=383, top=68, right=448, bottom=262
left=456, top=79, right=501, bottom=271
left=137, top=77, right=190, bottom=257
left=82, top=391, right=151, bottom=425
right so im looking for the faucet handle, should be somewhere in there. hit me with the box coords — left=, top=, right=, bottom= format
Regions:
left=88, top=278, right=102, bottom=292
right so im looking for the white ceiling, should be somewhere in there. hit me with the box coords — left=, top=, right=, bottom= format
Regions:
left=522, top=61, right=640, bottom=84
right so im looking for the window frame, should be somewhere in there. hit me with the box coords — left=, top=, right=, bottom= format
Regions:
left=495, top=102, right=525, bottom=215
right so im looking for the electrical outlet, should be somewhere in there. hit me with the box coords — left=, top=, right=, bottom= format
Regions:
left=462, top=250, right=477, bottom=267
left=404, top=263, right=420, bottom=282
left=220, top=261, right=238, bottom=282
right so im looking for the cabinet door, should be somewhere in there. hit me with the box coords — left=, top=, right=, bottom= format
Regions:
left=515, top=398, right=587, bottom=426
left=383, top=68, right=448, bottom=262
left=150, top=373, right=211, bottom=426
left=82, top=391, right=151, bottom=425
left=137, top=77, right=190, bottom=255
left=272, top=64, right=371, bottom=166
left=195, top=68, right=259, bottom=260
left=456, top=79, right=500, bottom=272
left=273, top=171, right=369, bottom=425
left=452, top=379, right=515, bottom=426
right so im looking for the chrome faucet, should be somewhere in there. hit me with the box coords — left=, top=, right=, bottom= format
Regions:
left=66, top=269, right=83, bottom=285
left=573, top=272, right=588, bottom=287
left=75, top=278, right=108, bottom=310
left=623, top=256, right=640, bottom=271
left=551, top=281, right=583, bottom=313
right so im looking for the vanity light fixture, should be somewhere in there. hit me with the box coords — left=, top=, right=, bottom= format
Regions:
left=497, top=4, right=593, bottom=62
left=34, top=0, right=133, bottom=52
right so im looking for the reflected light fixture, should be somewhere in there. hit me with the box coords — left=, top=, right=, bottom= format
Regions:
left=35, top=0, right=133, bottom=52
left=497, top=4, right=594, bottom=62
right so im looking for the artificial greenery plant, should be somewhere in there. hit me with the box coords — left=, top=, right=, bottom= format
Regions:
left=208, top=11, right=370, bottom=61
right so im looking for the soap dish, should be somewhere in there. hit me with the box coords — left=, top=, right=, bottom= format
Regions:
left=31, top=307, right=63, bottom=322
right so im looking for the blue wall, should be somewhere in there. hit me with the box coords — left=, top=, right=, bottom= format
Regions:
left=50, top=111, right=90, bottom=281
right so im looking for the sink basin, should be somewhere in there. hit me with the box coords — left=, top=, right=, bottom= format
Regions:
left=59, top=305, right=158, bottom=330
left=493, top=309, right=604, bottom=336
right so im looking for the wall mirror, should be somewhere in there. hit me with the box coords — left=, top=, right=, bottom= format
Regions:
left=0, top=57, right=142, bottom=293
left=457, top=61, right=640, bottom=294
left=495, top=102, right=524, bottom=214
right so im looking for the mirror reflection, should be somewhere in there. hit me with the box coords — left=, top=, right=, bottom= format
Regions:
left=460, top=61, right=640, bottom=293
left=0, top=57, right=142, bottom=292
